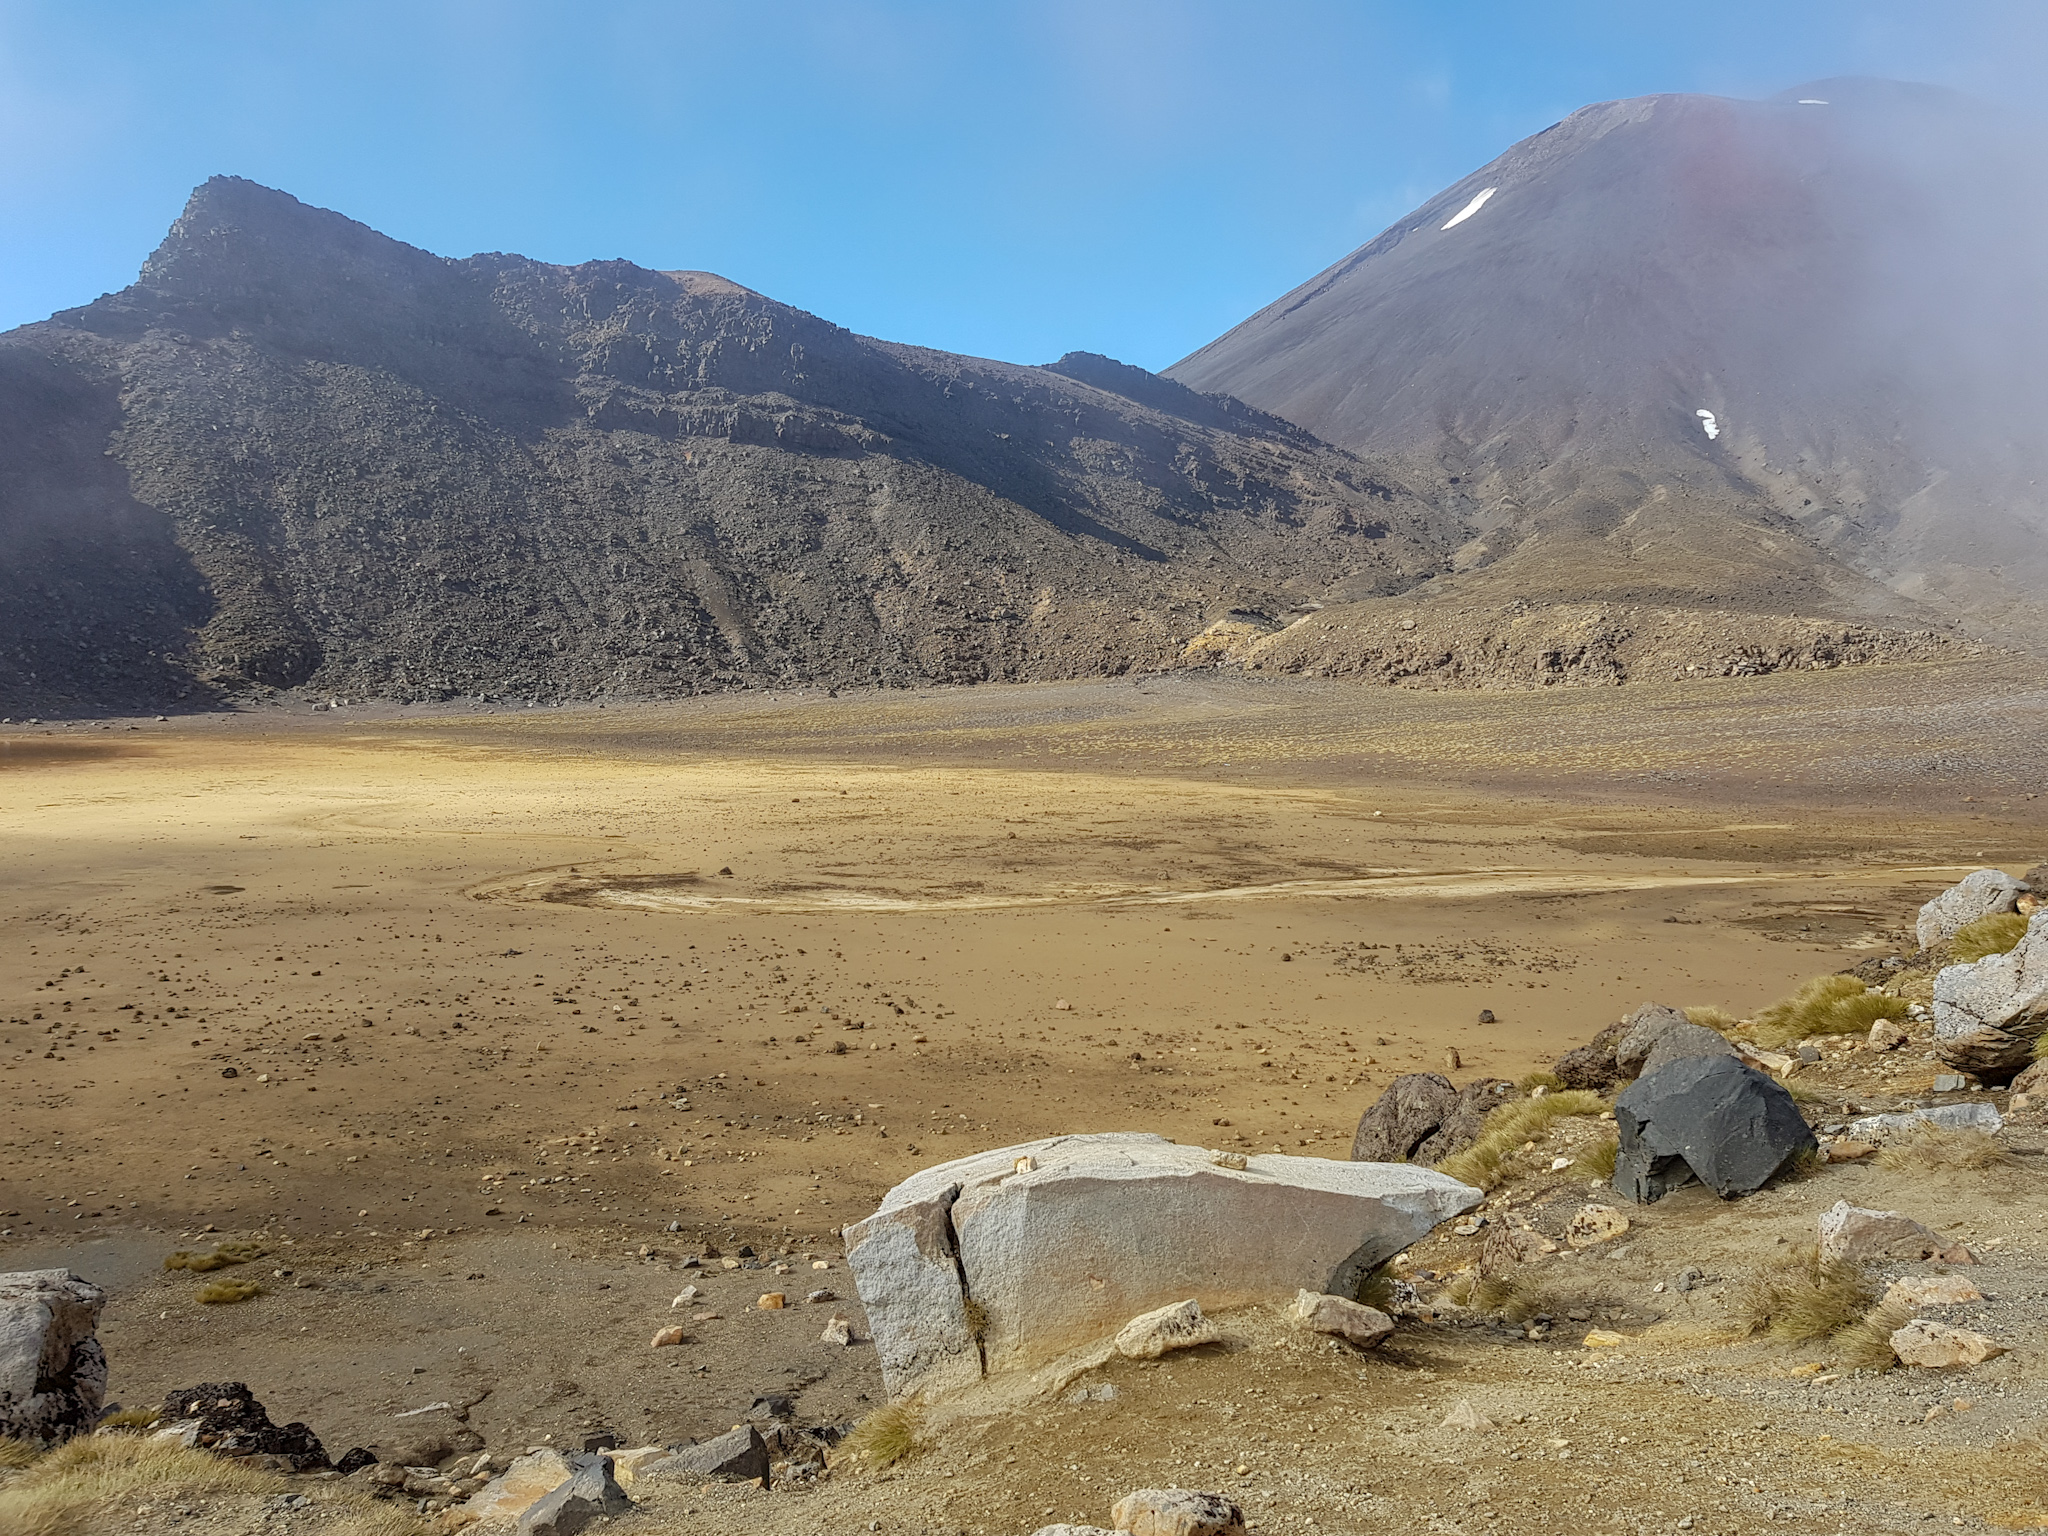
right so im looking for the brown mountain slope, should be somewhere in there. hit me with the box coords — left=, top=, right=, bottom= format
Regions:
left=0, top=178, right=1450, bottom=714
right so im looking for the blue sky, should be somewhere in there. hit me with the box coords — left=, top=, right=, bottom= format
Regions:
left=3, top=1, right=2043, bottom=369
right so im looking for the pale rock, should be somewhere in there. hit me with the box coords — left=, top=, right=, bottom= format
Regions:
left=649, top=1326, right=685, bottom=1348
left=1817, top=1201, right=1947, bottom=1263
left=1917, top=869, right=2024, bottom=949
left=1583, top=1328, right=1626, bottom=1347
left=462, top=1448, right=575, bottom=1529
left=1288, top=1289, right=1395, bottom=1349
left=1843, top=1103, right=2003, bottom=1142
left=1932, top=911, right=2048, bottom=1079
left=1890, top=1319, right=2007, bottom=1368
left=1885, top=1275, right=1984, bottom=1308
left=756, top=1292, right=786, bottom=1309
left=1566, top=1205, right=1630, bottom=1248
left=602, top=1446, right=668, bottom=1488
left=843, top=1132, right=1480, bottom=1400
left=820, top=1315, right=854, bottom=1346
left=1440, top=1399, right=1494, bottom=1430
left=1867, top=1018, right=1910, bottom=1052
left=670, top=1287, right=700, bottom=1307
left=1032, top=1527, right=1117, bottom=1536
left=0, top=1269, right=107, bottom=1443
left=150, top=1418, right=203, bottom=1448
left=1115, top=1299, right=1217, bottom=1359
left=1110, top=1487, right=1246, bottom=1536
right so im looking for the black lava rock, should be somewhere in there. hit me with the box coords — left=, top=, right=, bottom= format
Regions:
left=1613, top=1055, right=1815, bottom=1203
left=157, top=1382, right=329, bottom=1471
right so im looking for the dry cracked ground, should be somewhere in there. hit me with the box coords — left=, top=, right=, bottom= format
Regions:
left=3, top=658, right=2047, bottom=1534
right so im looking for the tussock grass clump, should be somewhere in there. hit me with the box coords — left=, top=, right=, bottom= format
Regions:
left=1683, top=1005, right=1741, bottom=1033
left=1444, top=1269, right=1555, bottom=1324
left=1357, top=1262, right=1399, bottom=1313
left=164, top=1240, right=264, bottom=1273
left=1729, top=1245, right=1878, bottom=1344
left=1874, top=1124, right=2016, bottom=1173
left=1578, top=1136, right=1619, bottom=1180
left=1950, top=913, right=2029, bottom=963
left=1749, top=975, right=1907, bottom=1050
left=0, top=1438, right=42, bottom=1469
left=1833, top=1299, right=1913, bottom=1372
left=195, top=1278, right=262, bottom=1305
left=0, top=1434, right=283, bottom=1536
left=839, top=1403, right=922, bottom=1471
left=96, top=1409, right=159, bottom=1430
left=1434, top=1090, right=1608, bottom=1190
left=1517, top=1071, right=1564, bottom=1093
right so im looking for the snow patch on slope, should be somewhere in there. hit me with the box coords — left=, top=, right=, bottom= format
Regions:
left=1440, top=188, right=1497, bottom=230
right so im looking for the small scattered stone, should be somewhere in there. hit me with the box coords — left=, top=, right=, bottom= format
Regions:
left=1288, top=1289, right=1394, bottom=1349
left=1115, top=1299, right=1219, bottom=1360
left=670, top=1286, right=700, bottom=1307
left=820, top=1315, right=854, bottom=1346
left=514, top=1455, right=631, bottom=1535
left=1890, top=1320, right=2007, bottom=1368
left=1885, top=1275, right=1984, bottom=1308
left=1868, top=1018, right=1910, bottom=1051
left=756, top=1293, right=786, bottom=1309
left=1566, top=1205, right=1630, bottom=1248
left=1440, top=1399, right=1494, bottom=1430
left=1110, top=1487, right=1246, bottom=1536
left=1818, top=1201, right=1951, bottom=1264
left=1582, top=1328, right=1626, bottom=1347
left=649, top=1326, right=686, bottom=1348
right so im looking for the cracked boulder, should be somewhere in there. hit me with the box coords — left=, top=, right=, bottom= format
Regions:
left=1917, top=868, right=2025, bottom=949
left=1932, top=910, right=2048, bottom=1081
left=843, top=1132, right=1479, bottom=1401
left=1349, top=1074, right=1510, bottom=1164
left=1612, top=1055, right=1815, bottom=1203
left=0, top=1270, right=106, bottom=1444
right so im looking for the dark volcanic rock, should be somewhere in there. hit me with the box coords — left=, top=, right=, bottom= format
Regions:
left=644, top=1423, right=770, bottom=1487
left=1553, top=1020, right=1628, bottom=1091
left=1612, top=1055, right=1815, bottom=1203
left=516, top=1454, right=632, bottom=1535
left=157, top=1381, right=329, bottom=1471
left=1411, top=1078, right=1512, bottom=1164
left=1349, top=1073, right=1457, bottom=1163
left=0, top=177, right=1452, bottom=714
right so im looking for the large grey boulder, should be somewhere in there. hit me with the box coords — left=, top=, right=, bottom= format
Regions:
left=1917, top=869, right=2025, bottom=950
left=1612, top=1003, right=1693, bottom=1077
left=843, top=1133, right=1480, bottom=1401
left=0, top=1270, right=107, bottom=1444
left=1612, top=1055, right=1815, bottom=1203
left=1932, top=911, right=2048, bottom=1080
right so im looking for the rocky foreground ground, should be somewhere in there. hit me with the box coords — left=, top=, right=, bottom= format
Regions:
left=4, top=863, right=2046, bottom=1536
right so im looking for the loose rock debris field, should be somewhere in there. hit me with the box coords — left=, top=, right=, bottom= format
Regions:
left=3, top=662, right=2048, bottom=1534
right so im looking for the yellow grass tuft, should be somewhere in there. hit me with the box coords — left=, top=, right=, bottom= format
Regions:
left=1749, top=975, right=1907, bottom=1050
left=164, top=1240, right=265, bottom=1273
left=1874, top=1124, right=2016, bottom=1173
left=1950, top=913, right=2028, bottom=963
left=1577, top=1136, right=1619, bottom=1180
left=1517, top=1071, right=1564, bottom=1093
left=96, top=1409, right=160, bottom=1430
left=0, top=1434, right=283, bottom=1536
left=839, top=1403, right=922, bottom=1471
left=1444, top=1268, right=1556, bottom=1324
left=0, top=1438, right=42, bottom=1469
left=1683, top=1005, right=1741, bottom=1033
left=1833, top=1299, right=1913, bottom=1372
left=1434, top=1090, right=1608, bottom=1190
left=195, top=1278, right=262, bottom=1305
left=1728, top=1245, right=1878, bottom=1343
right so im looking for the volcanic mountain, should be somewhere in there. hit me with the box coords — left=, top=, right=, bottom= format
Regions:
left=1170, top=78, right=2048, bottom=647
left=1, top=177, right=1449, bottom=713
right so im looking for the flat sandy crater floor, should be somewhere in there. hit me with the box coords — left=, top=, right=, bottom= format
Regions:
left=3, top=660, right=2047, bottom=1534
